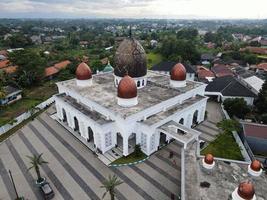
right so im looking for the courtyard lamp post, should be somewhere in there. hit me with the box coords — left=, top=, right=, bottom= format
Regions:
left=8, top=170, right=24, bottom=200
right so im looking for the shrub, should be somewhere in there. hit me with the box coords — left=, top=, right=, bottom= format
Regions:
left=133, top=144, right=142, bottom=157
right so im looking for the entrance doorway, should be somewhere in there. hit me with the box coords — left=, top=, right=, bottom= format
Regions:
left=159, top=132, right=166, bottom=147
left=62, top=109, right=67, bottom=122
left=74, top=117, right=80, bottom=134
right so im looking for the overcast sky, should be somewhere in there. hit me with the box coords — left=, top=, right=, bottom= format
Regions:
left=0, top=0, right=266, bottom=19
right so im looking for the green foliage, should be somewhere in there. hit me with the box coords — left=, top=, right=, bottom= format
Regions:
left=27, top=153, right=48, bottom=182
left=201, top=132, right=243, bottom=160
left=9, top=49, right=47, bottom=88
left=4, top=33, right=32, bottom=48
left=133, top=144, right=142, bottom=158
left=176, top=28, right=198, bottom=40
left=217, top=119, right=241, bottom=133
left=90, top=60, right=104, bottom=72
left=223, top=98, right=250, bottom=119
left=255, top=79, right=267, bottom=114
left=159, top=37, right=200, bottom=64
left=101, top=175, right=123, bottom=200
left=249, top=41, right=261, bottom=47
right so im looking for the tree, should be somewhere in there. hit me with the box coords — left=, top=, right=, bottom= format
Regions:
left=101, top=175, right=123, bottom=200
left=0, top=85, right=5, bottom=98
left=27, top=153, right=48, bottom=183
left=176, top=28, right=198, bottom=40
left=5, top=34, right=32, bottom=48
left=255, top=79, right=267, bottom=114
left=133, top=144, right=142, bottom=157
left=217, top=119, right=241, bottom=133
left=223, top=98, right=250, bottom=119
left=9, top=49, right=47, bottom=88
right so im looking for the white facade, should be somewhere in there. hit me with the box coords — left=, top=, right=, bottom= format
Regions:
left=54, top=71, right=207, bottom=157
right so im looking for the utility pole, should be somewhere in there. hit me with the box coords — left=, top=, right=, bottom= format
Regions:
left=9, top=170, right=19, bottom=200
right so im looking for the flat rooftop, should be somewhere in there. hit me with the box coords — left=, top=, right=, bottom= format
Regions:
left=57, top=94, right=112, bottom=125
left=57, top=71, right=203, bottom=118
left=185, top=143, right=267, bottom=200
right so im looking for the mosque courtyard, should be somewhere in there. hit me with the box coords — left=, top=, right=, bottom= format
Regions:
left=0, top=106, right=183, bottom=200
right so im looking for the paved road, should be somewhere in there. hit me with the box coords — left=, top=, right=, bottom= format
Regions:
left=0, top=111, right=181, bottom=200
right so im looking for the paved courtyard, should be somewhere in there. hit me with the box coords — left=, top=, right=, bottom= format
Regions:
left=0, top=110, right=181, bottom=200
left=194, top=101, right=224, bottom=142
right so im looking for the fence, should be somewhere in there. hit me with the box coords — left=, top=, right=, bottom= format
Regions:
left=0, top=96, right=55, bottom=136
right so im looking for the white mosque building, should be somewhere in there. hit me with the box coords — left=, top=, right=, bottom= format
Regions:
left=54, top=37, right=208, bottom=162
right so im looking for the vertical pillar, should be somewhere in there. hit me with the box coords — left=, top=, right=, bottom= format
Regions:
left=147, top=135, right=151, bottom=155
left=196, top=137, right=200, bottom=157
left=123, top=136, right=129, bottom=156
left=181, top=147, right=185, bottom=200
left=79, top=121, right=86, bottom=138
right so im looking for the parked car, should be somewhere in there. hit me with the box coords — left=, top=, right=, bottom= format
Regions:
left=40, top=182, right=54, bottom=199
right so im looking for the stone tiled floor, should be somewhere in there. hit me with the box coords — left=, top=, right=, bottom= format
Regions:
left=0, top=111, right=181, bottom=200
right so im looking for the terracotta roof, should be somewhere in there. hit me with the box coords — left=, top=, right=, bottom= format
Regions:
left=197, top=66, right=215, bottom=79
left=54, top=60, right=71, bottom=70
left=241, top=47, right=267, bottom=55
left=0, top=50, right=8, bottom=57
left=212, top=65, right=234, bottom=77
left=0, top=60, right=9, bottom=69
left=45, top=66, right=59, bottom=77
left=2, top=66, right=17, bottom=74
left=242, top=122, right=267, bottom=139
left=257, top=63, right=267, bottom=71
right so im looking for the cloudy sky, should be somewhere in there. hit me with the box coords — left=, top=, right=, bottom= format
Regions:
left=0, top=0, right=266, bottom=19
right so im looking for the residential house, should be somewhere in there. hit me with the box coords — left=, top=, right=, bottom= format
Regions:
left=205, top=76, right=256, bottom=105
left=45, top=60, right=71, bottom=79
left=0, top=86, right=22, bottom=105
left=197, top=66, right=215, bottom=82
left=212, top=64, right=234, bottom=77
left=240, top=122, right=267, bottom=158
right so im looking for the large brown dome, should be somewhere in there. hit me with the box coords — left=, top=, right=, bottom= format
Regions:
left=117, top=75, right=137, bottom=99
left=237, top=181, right=255, bottom=200
left=114, top=38, right=147, bottom=78
left=170, top=63, right=186, bottom=81
left=76, top=62, right=92, bottom=80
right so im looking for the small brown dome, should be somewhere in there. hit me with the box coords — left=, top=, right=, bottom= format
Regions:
left=237, top=181, right=255, bottom=200
left=76, top=62, right=92, bottom=80
left=118, top=75, right=137, bottom=99
left=170, top=63, right=186, bottom=81
left=204, top=154, right=214, bottom=165
left=250, top=160, right=262, bottom=172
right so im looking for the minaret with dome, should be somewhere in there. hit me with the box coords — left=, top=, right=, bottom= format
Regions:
left=54, top=35, right=208, bottom=167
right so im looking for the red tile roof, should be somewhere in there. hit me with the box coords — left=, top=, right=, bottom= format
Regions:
left=2, top=66, right=17, bottom=74
left=257, top=63, right=267, bottom=71
left=212, top=64, right=234, bottom=77
left=243, top=122, right=267, bottom=139
left=197, top=66, right=215, bottom=79
left=45, top=66, right=59, bottom=77
left=0, top=50, right=8, bottom=57
left=54, top=60, right=71, bottom=70
left=241, top=47, right=267, bottom=55
left=0, top=60, right=9, bottom=69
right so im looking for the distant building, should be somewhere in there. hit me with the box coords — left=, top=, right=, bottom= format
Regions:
left=205, top=76, right=256, bottom=105
left=211, top=64, right=234, bottom=77
left=243, top=76, right=264, bottom=94
left=240, top=47, right=267, bottom=55
left=0, top=86, right=22, bottom=105
left=240, top=122, right=267, bottom=158
left=151, top=61, right=196, bottom=81
left=150, top=40, right=158, bottom=48
left=45, top=60, right=71, bottom=79
left=201, top=53, right=215, bottom=64
left=196, top=66, right=215, bottom=82
left=79, top=41, right=89, bottom=48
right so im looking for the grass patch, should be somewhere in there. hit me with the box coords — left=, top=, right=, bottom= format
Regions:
left=147, top=52, right=163, bottom=69
left=0, top=81, right=57, bottom=127
left=111, top=151, right=147, bottom=165
left=257, top=55, right=267, bottom=59
left=0, top=108, right=46, bottom=143
left=201, top=132, right=244, bottom=161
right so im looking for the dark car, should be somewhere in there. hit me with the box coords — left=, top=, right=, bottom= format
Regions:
left=40, top=182, right=54, bottom=200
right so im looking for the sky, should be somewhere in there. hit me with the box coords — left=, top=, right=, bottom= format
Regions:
left=0, top=0, right=266, bottom=19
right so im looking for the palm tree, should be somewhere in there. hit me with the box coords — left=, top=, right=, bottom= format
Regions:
left=101, top=175, right=123, bottom=200
left=27, top=153, right=48, bottom=183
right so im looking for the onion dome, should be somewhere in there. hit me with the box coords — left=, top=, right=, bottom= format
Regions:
left=117, top=75, right=137, bottom=99
left=76, top=62, right=92, bottom=80
left=170, top=63, right=186, bottom=81
left=248, top=159, right=262, bottom=177
left=114, top=38, right=147, bottom=78
left=103, top=61, right=114, bottom=73
left=204, top=154, right=214, bottom=165
left=250, top=160, right=261, bottom=171
left=237, top=181, right=255, bottom=200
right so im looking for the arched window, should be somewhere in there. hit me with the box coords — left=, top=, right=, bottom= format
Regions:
left=179, top=118, right=184, bottom=125
left=142, top=80, right=145, bottom=86
left=137, top=81, right=140, bottom=87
